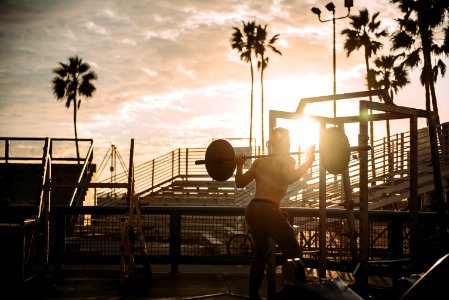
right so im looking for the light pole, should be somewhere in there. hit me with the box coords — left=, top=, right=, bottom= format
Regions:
left=311, top=1, right=353, bottom=118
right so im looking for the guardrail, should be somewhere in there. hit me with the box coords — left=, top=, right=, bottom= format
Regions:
left=50, top=205, right=449, bottom=278
left=95, top=122, right=448, bottom=209
left=0, top=137, right=94, bottom=163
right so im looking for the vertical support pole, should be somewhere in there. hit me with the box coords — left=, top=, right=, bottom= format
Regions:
left=357, top=102, right=369, bottom=296
left=318, top=123, right=327, bottom=278
left=390, top=217, right=404, bottom=282
left=127, top=139, right=134, bottom=208
left=428, top=114, right=445, bottom=213
left=151, top=160, right=155, bottom=193
left=119, top=217, right=127, bottom=284
left=382, top=137, right=386, bottom=176
left=185, top=148, right=189, bottom=177
left=339, top=124, right=357, bottom=264
left=170, top=212, right=181, bottom=274
left=19, top=218, right=25, bottom=284
left=54, top=209, right=66, bottom=273
left=5, top=139, right=9, bottom=163
left=43, top=158, right=51, bottom=274
left=178, top=148, right=181, bottom=177
left=409, top=116, right=419, bottom=272
left=332, top=11, right=336, bottom=119
left=171, top=151, right=174, bottom=182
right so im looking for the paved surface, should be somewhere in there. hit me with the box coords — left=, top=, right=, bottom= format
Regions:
left=11, top=265, right=395, bottom=300
left=15, top=265, right=278, bottom=299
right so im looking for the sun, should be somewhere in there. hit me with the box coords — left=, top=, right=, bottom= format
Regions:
left=276, top=116, right=320, bottom=153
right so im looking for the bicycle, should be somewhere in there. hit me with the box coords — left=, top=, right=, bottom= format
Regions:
left=226, top=231, right=255, bottom=257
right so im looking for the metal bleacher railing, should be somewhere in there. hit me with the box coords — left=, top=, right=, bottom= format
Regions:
left=0, top=137, right=95, bottom=284
left=95, top=122, right=449, bottom=210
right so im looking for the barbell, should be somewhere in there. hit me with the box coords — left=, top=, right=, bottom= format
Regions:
left=195, top=127, right=369, bottom=181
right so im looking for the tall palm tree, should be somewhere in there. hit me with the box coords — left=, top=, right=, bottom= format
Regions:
left=369, top=54, right=410, bottom=103
left=341, top=8, right=387, bottom=179
left=390, top=0, right=449, bottom=125
left=231, top=21, right=257, bottom=148
left=254, top=24, right=282, bottom=153
left=368, top=54, right=410, bottom=157
left=52, top=55, right=97, bottom=163
left=342, top=9, right=388, bottom=90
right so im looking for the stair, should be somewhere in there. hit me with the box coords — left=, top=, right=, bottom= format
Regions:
left=95, top=122, right=449, bottom=210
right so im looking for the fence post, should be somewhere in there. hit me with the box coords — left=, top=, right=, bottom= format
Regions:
left=185, top=148, right=189, bottom=178
left=169, top=212, right=181, bottom=273
left=177, top=149, right=180, bottom=177
left=54, top=209, right=66, bottom=273
left=390, top=218, right=404, bottom=282
left=409, top=116, right=420, bottom=272
left=357, top=102, right=370, bottom=296
left=5, top=139, right=9, bottom=163
left=318, top=123, right=327, bottom=278
left=151, top=160, right=155, bottom=194
left=171, top=151, right=174, bottom=182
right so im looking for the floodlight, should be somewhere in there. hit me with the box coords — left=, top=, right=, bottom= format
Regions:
left=325, top=2, right=335, bottom=12
left=344, top=0, right=353, bottom=8
left=311, top=7, right=321, bottom=15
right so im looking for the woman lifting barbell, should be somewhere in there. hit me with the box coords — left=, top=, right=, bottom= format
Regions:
left=235, top=127, right=315, bottom=300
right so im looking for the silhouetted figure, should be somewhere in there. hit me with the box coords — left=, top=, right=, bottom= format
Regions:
left=235, top=127, right=315, bottom=299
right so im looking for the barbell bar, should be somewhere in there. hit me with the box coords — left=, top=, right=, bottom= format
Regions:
left=195, top=127, right=370, bottom=181
left=194, top=150, right=318, bottom=165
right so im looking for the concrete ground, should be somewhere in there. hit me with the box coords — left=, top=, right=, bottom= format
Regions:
left=10, top=265, right=396, bottom=300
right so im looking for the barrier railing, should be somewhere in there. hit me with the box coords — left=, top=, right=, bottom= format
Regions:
left=0, top=137, right=94, bottom=163
left=95, top=122, right=449, bottom=209
left=51, top=205, right=449, bottom=277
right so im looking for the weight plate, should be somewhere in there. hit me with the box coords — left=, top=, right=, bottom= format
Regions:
left=319, top=127, right=350, bottom=174
left=205, top=139, right=236, bottom=181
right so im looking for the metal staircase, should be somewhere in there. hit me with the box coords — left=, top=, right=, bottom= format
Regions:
left=96, top=122, right=449, bottom=209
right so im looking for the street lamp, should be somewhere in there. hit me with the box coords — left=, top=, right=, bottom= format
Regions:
left=311, top=1, right=353, bottom=118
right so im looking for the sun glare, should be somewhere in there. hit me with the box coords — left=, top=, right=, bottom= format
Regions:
left=277, top=116, right=320, bottom=153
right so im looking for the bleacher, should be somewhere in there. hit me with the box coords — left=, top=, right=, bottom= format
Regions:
left=95, top=121, right=449, bottom=210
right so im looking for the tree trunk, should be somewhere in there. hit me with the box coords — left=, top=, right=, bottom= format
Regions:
left=250, top=59, right=254, bottom=148
left=420, top=28, right=432, bottom=114
left=427, top=52, right=441, bottom=125
left=260, top=57, right=265, bottom=155
left=73, top=100, right=80, bottom=164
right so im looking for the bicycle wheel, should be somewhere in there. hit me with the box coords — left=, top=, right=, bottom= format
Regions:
left=227, top=234, right=254, bottom=257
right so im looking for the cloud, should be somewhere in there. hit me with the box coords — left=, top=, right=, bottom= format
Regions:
left=1, top=0, right=448, bottom=165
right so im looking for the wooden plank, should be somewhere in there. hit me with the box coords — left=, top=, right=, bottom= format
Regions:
left=172, top=180, right=235, bottom=188
left=52, top=182, right=128, bottom=188
left=368, top=169, right=449, bottom=209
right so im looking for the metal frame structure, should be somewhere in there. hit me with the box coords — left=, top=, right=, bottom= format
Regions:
left=268, top=89, right=446, bottom=296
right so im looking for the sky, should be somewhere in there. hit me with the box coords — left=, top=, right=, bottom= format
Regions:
left=1, top=0, right=448, bottom=168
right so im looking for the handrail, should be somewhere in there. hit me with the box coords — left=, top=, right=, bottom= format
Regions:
left=96, top=147, right=207, bottom=200
left=95, top=122, right=449, bottom=209
left=68, top=141, right=95, bottom=207
left=37, top=138, right=52, bottom=219
left=0, top=137, right=94, bottom=163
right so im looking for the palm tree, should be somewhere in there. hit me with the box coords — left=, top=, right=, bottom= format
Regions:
left=390, top=0, right=449, bottom=125
left=341, top=8, right=387, bottom=179
left=231, top=21, right=257, bottom=148
left=342, top=8, right=388, bottom=89
left=254, top=24, right=282, bottom=153
left=368, top=54, right=410, bottom=164
left=369, top=54, right=410, bottom=104
left=52, top=55, right=97, bottom=163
